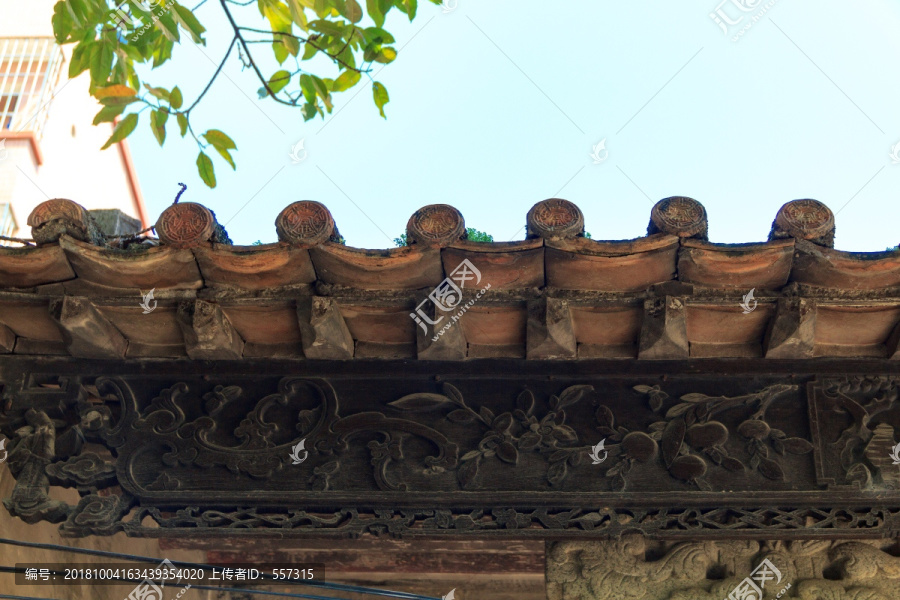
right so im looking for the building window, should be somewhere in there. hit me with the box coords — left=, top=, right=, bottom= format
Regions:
left=0, top=37, right=65, bottom=139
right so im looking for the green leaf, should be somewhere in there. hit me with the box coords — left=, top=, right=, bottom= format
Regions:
left=287, top=0, right=309, bottom=29
left=302, top=41, right=319, bottom=60
left=374, top=46, right=396, bottom=63
left=92, top=105, right=125, bottom=125
left=172, top=3, right=206, bottom=43
left=196, top=151, right=216, bottom=188
left=372, top=81, right=389, bottom=118
left=90, top=41, right=114, bottom=83
left=170, top=86, right=183, bottom=109
left=268, top=69, right=292, bottom=93
left=203, top=129, right=237, bottom=150
left=150, top=109, right=168, bottom=146
left=403, top=0, right=417, bottom=20
left=300, top=102, right=318, bottom=120
left=332, top=69, right=361, bottom=92
left=309, top=19, right=346, bottom=37
left=145, top=85, right=170, bottom=102
left=344, top=0, right=364, bottom=22
left=176, top=112, right=188, bottom=137
left=364, top=27, right=395, bottom=44
left=366, top=0, right=385, bottom=27
left=213, top=146, right=236, bottom=170
left=155, top=11, right=181, bottom=42
left=69, top=42, right=91, bottom=78
left=101, top=113, right=139, bottom=150
left=299, top=74, right=316, bottom=103
left=272, top=38, right=289, bottom=64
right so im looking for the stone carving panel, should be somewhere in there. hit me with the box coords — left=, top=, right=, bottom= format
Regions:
left=547, top=535, right=900, bottom=600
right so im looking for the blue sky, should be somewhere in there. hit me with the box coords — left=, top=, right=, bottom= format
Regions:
left=127, top=0, right=900, bottom=250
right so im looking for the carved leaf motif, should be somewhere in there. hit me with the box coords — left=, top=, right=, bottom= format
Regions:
left=782, top=438, right=814, bottom=454
left=479, top=406, right=495, bottom=423
left=552, top=425, right=578, bottom=443
left=595, top=405, right=614, bottom=428
left=556, top=385, right=594, bottom=411
left=662, top=418, right=686, bottom=468
left=611, top=472, right=626, bottom=491
left=518, top=432, right=541, bottom=451
left=388, top=393, right=454, bottom=411
left=680, top=393, right=709, bottom=403
left=757, top=456, right=785, bottom=481
left=492, top=413, right=514, bottom=432
left=547, top=460, right=567, bottom=486
left=497, top=442, right=518, bottom=465
left=649, top=395, right=664, bottom=412
left=460, top=450, right=480, bottom=461
left=441, top=382, right=466, bottom=407
left=458, top=456, right=480, bottom=488
left=447, top=409, right=475, bottom=424
left=666, top=403, right=694, bottom=419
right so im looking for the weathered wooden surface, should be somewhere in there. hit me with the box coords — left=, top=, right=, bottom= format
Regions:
left=0, top=357, right=897, bottom=539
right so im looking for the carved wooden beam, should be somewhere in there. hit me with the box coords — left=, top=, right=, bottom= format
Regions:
left=764, top=297, right=816, bottom=359
left=527, top=297, right=576, bottom=359
left=49, top=297, right=127, bottom=359
left=0, top=357, right=898, bottom=539
left=638, top=296, right=689, bottom=359
left=297, top=296, right=354, bottom=359
left=177, top=300, right=244, bottom=360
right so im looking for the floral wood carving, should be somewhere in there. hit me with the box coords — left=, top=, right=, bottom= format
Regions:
left=627, top=383, right=811, bottom=490
left=386, top=383, right=595, bottom=488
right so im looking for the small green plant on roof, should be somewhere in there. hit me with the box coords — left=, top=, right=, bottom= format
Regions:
left=54, top=0, right=441, bottom=188
left=394, top=228, right=493, bottom=247
left=252, top=240, right=263, bottom=245
left=584, top=231, right=592, bottom=239
left=887, top=245, right=899, bottom=251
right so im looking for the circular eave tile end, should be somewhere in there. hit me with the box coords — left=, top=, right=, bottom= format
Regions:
left=406, top=204, right=466, bottom=246
left=155, top=202, right=217, bottom=249
left=773, top=199, right=835, bottom=242
left=276, top=201, right=336, bottom=246
left=650, top=196, right=708, bottom=238
left=526, top=198, right=585, bottom=240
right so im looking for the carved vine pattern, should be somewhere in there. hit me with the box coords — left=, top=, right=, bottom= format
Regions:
left=385, top=383, right=596, bottom=488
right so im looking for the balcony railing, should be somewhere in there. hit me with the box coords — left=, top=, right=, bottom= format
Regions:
left=0, top=37, right=65, bottom=140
